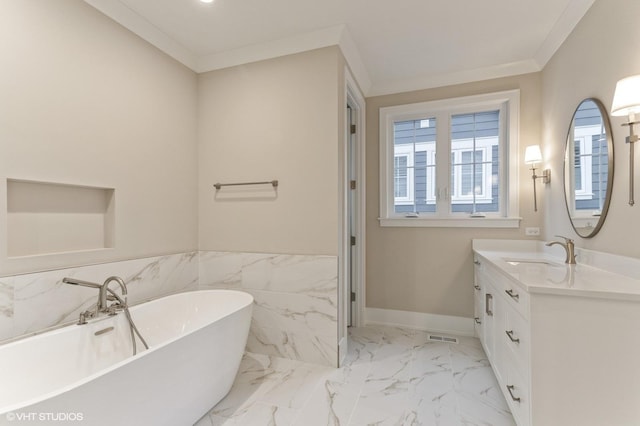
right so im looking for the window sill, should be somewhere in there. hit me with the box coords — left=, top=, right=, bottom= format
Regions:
left=378, top=217, right=522, bottom=228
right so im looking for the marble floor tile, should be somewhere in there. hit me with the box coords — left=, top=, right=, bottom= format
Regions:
left=195, top=325, right=515, bottom=426
left=292, top=379, right=361, bottom=426
left=240, top=402, right=298, bottom=426
left=259, top=362, right=333, bottom=409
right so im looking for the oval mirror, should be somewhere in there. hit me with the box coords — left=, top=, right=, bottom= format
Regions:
left=563, top=98, right=614, bottom=238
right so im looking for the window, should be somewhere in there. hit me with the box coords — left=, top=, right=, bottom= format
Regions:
left=379, top=90, right=520, bottom=227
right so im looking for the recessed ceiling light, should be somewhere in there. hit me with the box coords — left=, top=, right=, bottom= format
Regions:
left=199, top=0, right=214, bottom=3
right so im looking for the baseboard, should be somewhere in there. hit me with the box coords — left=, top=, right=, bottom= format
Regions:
left=365, top=307, right=475, bottom=337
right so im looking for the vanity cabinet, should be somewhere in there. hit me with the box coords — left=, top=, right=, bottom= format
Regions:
left=475, top=257, right=530, bottom=425
left=473, top=251, right=640, bottom=426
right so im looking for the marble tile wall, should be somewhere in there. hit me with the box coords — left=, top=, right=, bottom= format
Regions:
left=199, top=251, right=338, bottom=367
left=0, top=252, right=198, bottom=342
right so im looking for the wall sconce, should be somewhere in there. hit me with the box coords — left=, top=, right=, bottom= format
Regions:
left=524, top=145, right=550, bottom=212
left=611, top=75, right=640, bottom=206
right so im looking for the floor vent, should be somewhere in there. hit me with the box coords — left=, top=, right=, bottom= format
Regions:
left=428, top=334, right=459, bottom=344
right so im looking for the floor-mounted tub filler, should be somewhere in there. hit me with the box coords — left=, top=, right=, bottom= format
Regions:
left=0, top=290, right=253, bottom=426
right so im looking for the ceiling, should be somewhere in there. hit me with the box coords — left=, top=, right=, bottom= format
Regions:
left=84, top=0, right=596, bottom=96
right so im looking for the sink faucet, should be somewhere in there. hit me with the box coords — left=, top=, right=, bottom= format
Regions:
left=546, top=235, right=577, bottom=264
left=62, top=275, right=128, bottom=320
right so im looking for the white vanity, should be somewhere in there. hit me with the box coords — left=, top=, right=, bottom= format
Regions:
left=473, top=239, right=640, bottom=426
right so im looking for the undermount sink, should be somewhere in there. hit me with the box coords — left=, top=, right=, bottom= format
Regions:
left=502, top=258, right=564, bottom=267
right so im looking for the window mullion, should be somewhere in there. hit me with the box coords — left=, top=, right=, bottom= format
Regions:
left=435, top=112, right=450, bottom=216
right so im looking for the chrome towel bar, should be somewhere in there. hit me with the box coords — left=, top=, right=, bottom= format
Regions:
left=214, top=180, right=278, bottom=190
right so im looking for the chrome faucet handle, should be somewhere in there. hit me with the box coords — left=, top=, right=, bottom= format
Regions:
left=78, top=309, right=95, bottom=325
left=106, top=303, right=124, bottom=316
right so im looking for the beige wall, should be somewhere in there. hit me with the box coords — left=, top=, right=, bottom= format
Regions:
left=0, top=0, right=199, bottom=275
left=366, top=74, right=542, bottom=317
left=541, top=0, right=640, bottom=258
left=198, top=47, right=342, bottom=255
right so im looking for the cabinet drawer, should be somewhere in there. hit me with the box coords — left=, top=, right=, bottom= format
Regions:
left=502, top=283, right=529, bottom=318
left=503, top=305, right=529, bottom=373
left=503, top=359, right=530, bottom=426
left=480, top=262, right=530, bottom=318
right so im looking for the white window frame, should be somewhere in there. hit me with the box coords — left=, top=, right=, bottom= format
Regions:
left=379, top=90, right=521, bottom=228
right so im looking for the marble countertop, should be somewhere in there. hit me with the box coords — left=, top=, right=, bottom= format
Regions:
left=473, top=240, right=640, bottom=302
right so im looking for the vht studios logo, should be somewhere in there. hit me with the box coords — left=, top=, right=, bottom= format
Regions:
left=5, top=412, right=84, bottom=422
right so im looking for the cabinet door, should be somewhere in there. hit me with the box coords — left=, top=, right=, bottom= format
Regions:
left=473, top=259, right=484, bottom=338
left=503, top=356, right=530, bottom=426
left=473, top=287, right=484, bottom=337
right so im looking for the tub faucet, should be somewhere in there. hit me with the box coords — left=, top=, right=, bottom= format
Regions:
left=546, top=235, right=577, bottom=264
left=101, top=276, right=128, bottom=312
left=62, top=276, right=128, bottom=317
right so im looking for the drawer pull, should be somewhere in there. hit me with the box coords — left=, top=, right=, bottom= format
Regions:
left=505, top=330, right=520, bottom=344
left=474, top=285, right=481, bottom=291
left=507, top=385, right=521, bottom=402
left=505, top=289, right=519, bottom=300
left=474, top=317, right=482, bottom=324
left=474, top=260, right=481, bottom=265
left=485, top=293, right=493, bottom=316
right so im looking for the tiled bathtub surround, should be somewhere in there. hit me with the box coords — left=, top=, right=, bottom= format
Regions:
left=0, top=252, right=198, bottom=342
left=0, top=250, right=338, bottom=368
left=199, top=251, right=338, bottom=367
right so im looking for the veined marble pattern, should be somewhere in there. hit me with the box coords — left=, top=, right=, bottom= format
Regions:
left=195, top=325, right=515, bottom=426
left=199, top=252, right=337, bottom=294
left=199, top=251, right=338, bottom=367
left=0, top=252, right=198, bottom=342
left=0, top=282, right=14, bottom=341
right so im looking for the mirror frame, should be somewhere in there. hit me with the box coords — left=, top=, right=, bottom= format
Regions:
left=563, top=98, right=614, bottom=238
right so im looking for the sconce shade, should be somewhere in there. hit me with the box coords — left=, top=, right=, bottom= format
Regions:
left=524, top=145, right=543, bottom=164
left=611, top=75, right=640, bottom=117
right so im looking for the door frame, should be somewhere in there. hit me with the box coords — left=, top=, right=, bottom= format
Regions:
left=339, top=67, right=366, bottom=365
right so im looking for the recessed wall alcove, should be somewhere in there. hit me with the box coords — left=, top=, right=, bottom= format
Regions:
left=6, top=179, right=115, bottom=257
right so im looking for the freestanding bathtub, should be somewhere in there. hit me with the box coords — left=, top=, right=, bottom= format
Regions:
left=0, top=289, right=253, bottom=426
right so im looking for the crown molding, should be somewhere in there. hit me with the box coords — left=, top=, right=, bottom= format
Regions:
left=337, top=28, right=372, bottom=96
left=196, top=25, right=343, bottom=73
left=368, top=59, right=541, bottom=97
left=84, top=0, right=591, bottom=98
left=83, top=0, right=198, bottom=70
left=82, top=1, right=374, bottom=95
left=534, top=0, right=597, bottom=68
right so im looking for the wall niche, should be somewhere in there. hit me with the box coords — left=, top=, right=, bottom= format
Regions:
left=7, top=179, right=115, bottom=257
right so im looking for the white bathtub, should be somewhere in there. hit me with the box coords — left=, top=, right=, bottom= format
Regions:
left=0, top=289, right=253, bottom=426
